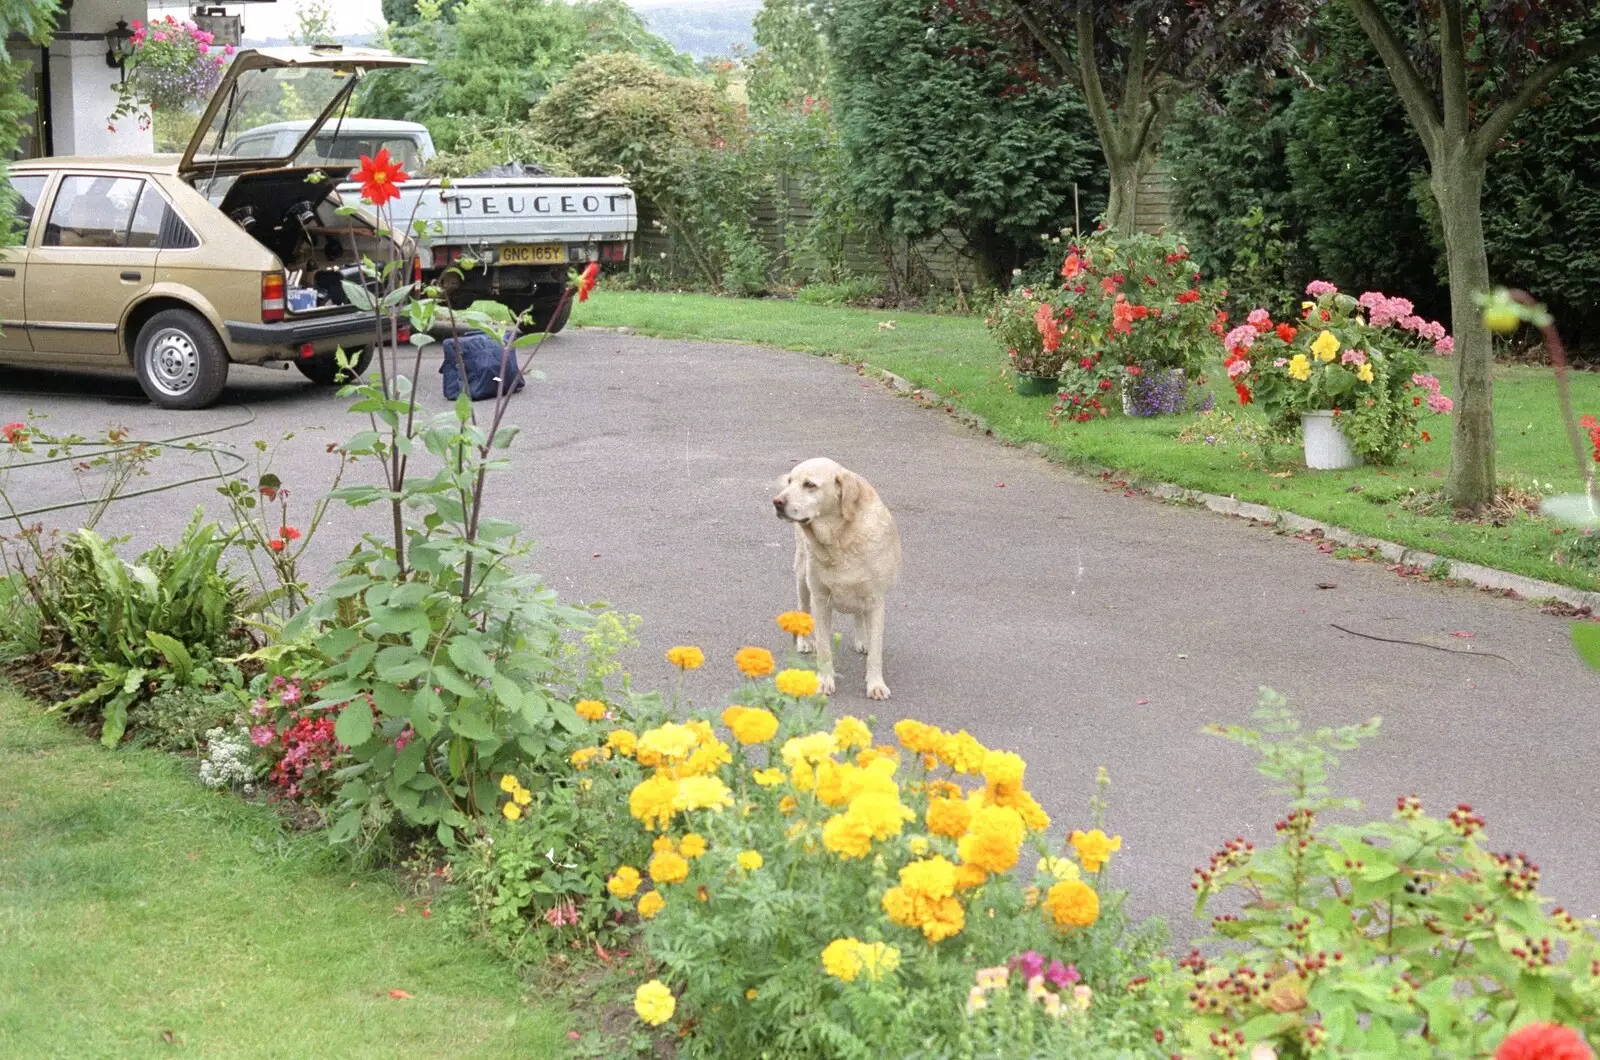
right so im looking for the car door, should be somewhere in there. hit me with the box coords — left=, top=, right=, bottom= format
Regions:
left=23, top=174, right=159, bottom=360
left=0, top=172, right=49, bottom=356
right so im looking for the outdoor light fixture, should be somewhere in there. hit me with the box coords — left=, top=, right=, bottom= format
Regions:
left=104, top=19, right=136, bottom=78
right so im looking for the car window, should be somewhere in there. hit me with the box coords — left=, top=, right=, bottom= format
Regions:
left=307, top=135, right=421, bottom=172
left=3, top=174, right=48, bottom=242
left=230, top=135, right=280, bottom=159
left=127, top=184, right=168, bottom=250
left=43, top=176, right=145, bottom=249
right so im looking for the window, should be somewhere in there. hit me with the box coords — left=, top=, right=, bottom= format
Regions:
left=3, top=175, right=48, bottom=240
left=309, top=135, right=421, bottom=172
left=229, top=135, right=280, bottom=159
left=43, top=176, right=145, bottom=249
left=127, top=184, right=169, bottom=249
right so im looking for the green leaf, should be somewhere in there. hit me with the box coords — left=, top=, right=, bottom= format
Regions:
left=100, top=689, right=136, bottom=748
left=393, top=738, right=428, bottom=782
left=446, top=637, right=495, bottom=679
left=449, top=704, right=496, bottom=741
left=372, top=681, right=412, bottom=720
left=447, top=736, right=470, bottom=779
left=1573, top=623, right=1600, bottom=671
left=335, top=699, right=375, bottom=748
left=341, top=280, right=376, bottom=311
left=145, top=632, right=194, bottom=684
left=374, top=645, right=430, bottom=683
left=328, top=808, right=363, bottom=844
left=409, top=685, right=443, bottom=741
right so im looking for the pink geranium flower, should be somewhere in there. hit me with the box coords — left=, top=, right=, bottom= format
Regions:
left=1341, top=349, right=1367, bottom=365
left=1306, top=280, right=1338, bottom=297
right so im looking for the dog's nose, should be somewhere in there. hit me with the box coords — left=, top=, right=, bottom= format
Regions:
left=773, top=496, right=787, bottom=510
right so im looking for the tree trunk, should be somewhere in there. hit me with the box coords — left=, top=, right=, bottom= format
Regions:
left=1431, top=150, right=1494, bottom=512
left=1102, top=154, right=1141, bottom=235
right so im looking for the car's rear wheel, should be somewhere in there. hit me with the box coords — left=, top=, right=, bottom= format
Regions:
left=296, top=346, right=374, bottom=385
left=133, top=310, right=229, bottom=410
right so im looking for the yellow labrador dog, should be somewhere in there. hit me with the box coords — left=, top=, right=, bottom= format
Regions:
left=772, top=458, right=902, bottom=700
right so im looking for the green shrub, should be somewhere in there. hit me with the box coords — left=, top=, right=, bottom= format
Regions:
left=126, top=686, right=235, bottom=753
left=795, top=276, right=885, bottom=307
left=1180, top=690, right=1600, bottom=1057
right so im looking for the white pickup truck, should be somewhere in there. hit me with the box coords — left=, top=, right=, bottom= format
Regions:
left=226, top=118, right=637, bottom=331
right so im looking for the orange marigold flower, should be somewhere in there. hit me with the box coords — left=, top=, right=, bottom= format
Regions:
left=575, top=699, right=606, bottom=721
left=1045, top=879, right=1100, bottom=929
left=776, top=611, right=814, bottom=637
left=926, top=795, right=973, bottom=839
left=734, top=646, right=775, bottom=677
left=1495, top=1024, right=1595, bottom=1060
left=665, top=645, right=704, bottom=670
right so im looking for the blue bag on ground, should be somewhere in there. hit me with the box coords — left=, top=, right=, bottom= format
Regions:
left=439, top=330, right=526, bottom=401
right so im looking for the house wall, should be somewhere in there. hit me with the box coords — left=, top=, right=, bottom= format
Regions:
left=54, top=0, right=154, bottom=155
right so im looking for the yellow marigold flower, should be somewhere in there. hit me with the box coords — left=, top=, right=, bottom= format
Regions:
left=498, top=774, right=519, bottom=793
left=735, top=646, right=776, bottom=677
left=1312, top=329, right=1340, bottom=361
left=790, top=760, right=816, bottom=792
left=953, top=863, right=988, bottom=892
left=1045, top=879, right=1100, bottom=928
left=849, top=791, right=914, bottom=841
left=856, top=745, right=899, bottom=769
left=665, top=645, right=705, bottom=670
left=679, top=833, right=708, bottom=859
left=682, top=738, right=733, bottom=777
left=980, top=749, right=1025, bottom=790
left=752, top=767, right=785, bottom=787
left=822, top=938, right=864, bottom=982
left=575, top=699, right=606, bottom=721
left=893, top=719, right=944, bottom=755
left=629, top=773, right=680, bottom=831
left=939, top=730, right=987, bottom=774
left=782, top=731, right=837, bottom=767
left=513, top=787, right=532, bottom=806
left=1038, top=856, right=1080, bottom=882
left=606, top=729, right=638, bottom=757
left=570, top=746, right=603, bottom=769
left=958, top=805, right=1026, bottom=874
left=832, top=715, right=874, bottom=751
left=653, top=835, right=676, bottom=854
left=1357, top=361, right=1375, bottom=384
left=1015, top=791, right=1051, bottom=833
left=649, top=849, right=690, bottom=885
left=821, top=813, right=874, bottom=859
left=1288, top=353, right=1312, bottom=381
left=900, top=856, right=957, bottom=900
left=737, top=850, right=763, bottom=871
left=778, top=795, right=798, bottom=815
left=607, top=865, right=642, bottom=900
left=883, top=879, right=967, bottom=940
left=634, top=980, right=676, bottom=1026
left=1069, top=829, right=1122, bottom=873
left=921, top=896, right=966, bottom=942
left=502, top=801, right=523, bottom=821
left=697, top=885, right=709, bottom=902
left=637, top=890, right=665, bottom=919
left=673, top=776, right=734, bottom=813
left=857, top=941, right=900, bottom=981
left=637, top=722, right=698, bottom=766
left=777, top=611, right=815, bottom=637
left=774, top=668, right=821, bottom=698
left=745, top=988, right=757, bottom=1000
left=1023, top=885, right=1040, bottom=909
left=925, top=795, right=973, bottom=839
left=908, top=836, right=929, bottom=857
left=724, top=706, right=779, bottom=745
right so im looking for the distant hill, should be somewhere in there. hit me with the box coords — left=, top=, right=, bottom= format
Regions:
left=634, top=0, right=758, bottom=58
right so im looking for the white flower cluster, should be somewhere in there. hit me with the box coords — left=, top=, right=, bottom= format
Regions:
left=198, top=726, right=258, bottom=792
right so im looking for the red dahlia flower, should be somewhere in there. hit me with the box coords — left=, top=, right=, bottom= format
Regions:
left=353, top=148, right=407, bottom=207
left=1, top=422, right=26, bottom=444
left=1495, top=1024, right=1594, bottom=1060
left=578, top=261, right=600, bottom=302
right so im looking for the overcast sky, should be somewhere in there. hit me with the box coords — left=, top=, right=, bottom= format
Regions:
left=146, top=0, right=723, bottom=39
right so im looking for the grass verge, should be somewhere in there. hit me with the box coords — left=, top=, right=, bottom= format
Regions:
left=0, top=689, right=569, bottom=1059
left=573, top=291, right=1600, bottom=593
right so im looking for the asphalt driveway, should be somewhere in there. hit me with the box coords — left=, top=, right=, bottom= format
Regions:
left=3, top=333, right=1596, bottom=938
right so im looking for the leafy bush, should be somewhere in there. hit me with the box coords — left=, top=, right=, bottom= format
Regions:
left=423, top=121, right=575, bottom=179
left=1222, top=283, right=1454, bottom=464
left=794, top=276, right=885, bottom=307
left=1179, top=690, right=1600, bottom=1057
left=126, top=686, right=235, bottom=753
left=563, top=623, right=1173, bottom=1057
left=32, top=511, right=245, bottom=746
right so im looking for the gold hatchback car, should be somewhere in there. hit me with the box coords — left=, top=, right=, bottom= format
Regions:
left=0, top=46, right=421, bottom=409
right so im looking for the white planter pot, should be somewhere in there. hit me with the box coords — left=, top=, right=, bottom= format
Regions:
left=1301, top=411, right=1362, bottom=470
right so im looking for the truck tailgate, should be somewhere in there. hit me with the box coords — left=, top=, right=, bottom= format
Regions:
left=341, top=177, right=638, bottom=248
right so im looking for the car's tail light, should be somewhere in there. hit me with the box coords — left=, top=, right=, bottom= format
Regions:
left=262, top=272, right=286, bottom=323
left=430, top=245, right=464, bottom=268
left=600, top=242, right=629, bottom=263
left=397, top=325, right=411, bottom=344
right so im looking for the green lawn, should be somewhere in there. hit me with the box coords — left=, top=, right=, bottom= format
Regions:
left=0, top=690, right=570, bottom=1059
left=573, top=292, right=1600, bottom=593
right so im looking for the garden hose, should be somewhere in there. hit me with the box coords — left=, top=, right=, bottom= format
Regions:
left=1, top=397, right=258, bottom=520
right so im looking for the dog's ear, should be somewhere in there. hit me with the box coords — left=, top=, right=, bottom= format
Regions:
left=836, top=469, right=873, bottom=524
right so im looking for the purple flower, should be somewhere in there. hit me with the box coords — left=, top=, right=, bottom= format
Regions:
left=1045, top=960, right=1080, bottom=989
left=1011, top=950, right=1045, bottom=979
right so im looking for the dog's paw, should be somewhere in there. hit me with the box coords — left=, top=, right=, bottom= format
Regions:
left=853, top=637, right=869, bottom=655
left=866, top=679, right=890, bottom=701
left=817, top=672, right=836, bottom=696
left=796, top=635, right=814, bottom=655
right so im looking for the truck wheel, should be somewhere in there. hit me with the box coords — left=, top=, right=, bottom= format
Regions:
left=501, top=292, right=571, bottom=334
left=542, top=295, right=573, bottom=335
left=134, top=309, right=230, bottom=410
left=296, top=346, right=374, bottom=385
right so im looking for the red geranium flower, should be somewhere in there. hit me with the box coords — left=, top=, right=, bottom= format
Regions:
left=1495, top=1024, right=1594, bottom=1060
left=353, top=148, right=407, bottom=207
left=1060, top=252, right=1081, bottom=280
left=1111, top=297, right=1135, bottom=335
left=280, top=526, right=302, bottom=541
left=1421, top=431, right=1432, bottom=442
left=578, top=261, right=600, bottom=302
left=1132, top=305, right=1150, bottom=320
left=268, top=539, right=286, bottom=553
left=1, top=422, right=26, bottom=444
left=1235, top=383, right=1253, bottom=405
left=1176, top=289, right=1200, bottom=304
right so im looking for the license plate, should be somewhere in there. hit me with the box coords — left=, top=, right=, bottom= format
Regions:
left=498, top=243, right=565, bottom=266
